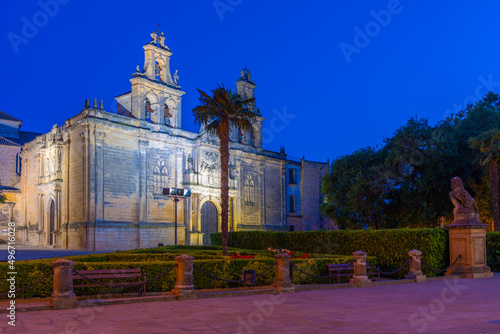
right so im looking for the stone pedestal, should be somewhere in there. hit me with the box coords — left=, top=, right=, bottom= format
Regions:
left=51, top=259, right=77, bottom=310
left=406, top=249, right=426, bottom=282
left=445, top=223, right=493, bottom=278
left=350, top=251, right=371, bottom=287
left=273, top=253, right=295, bottom=293
left=172, top=254, right=197, bottom=299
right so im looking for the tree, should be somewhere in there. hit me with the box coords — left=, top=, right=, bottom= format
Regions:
left=321, top=147, right=387, bottom=229
left=193, top=84, right=255, bottom=255
left=469, top=129, right=500, bottom=231
left=321, top=91, right=500, bottom=230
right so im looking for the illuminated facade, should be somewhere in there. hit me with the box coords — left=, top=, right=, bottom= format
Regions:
left=1, top=31, right=331, bottom=250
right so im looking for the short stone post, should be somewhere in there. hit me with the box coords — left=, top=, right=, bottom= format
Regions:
left=51, top=259, right=77, bottom=310
left=273, top=253, right=295, bottom=293
left=350, top=251, right=371, bottom=287
left=172, top=254, right=197, bottom=300
left=406, top=250, right=426, bottom=282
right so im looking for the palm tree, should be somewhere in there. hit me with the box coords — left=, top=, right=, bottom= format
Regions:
left=469, top=129, right=500, bottom=231
left=193, top=84, right=256, bottom=255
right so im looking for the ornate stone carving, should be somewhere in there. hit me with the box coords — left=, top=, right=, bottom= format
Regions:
left=200, top=152, right=220, bottom=186
left=94, top=131, right=106, bottom=141
left=449, top=176, right=481, bottom=225
left=186, top=154, right=194, bottom=173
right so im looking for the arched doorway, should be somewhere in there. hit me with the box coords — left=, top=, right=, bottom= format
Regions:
left=49, top=200, right=55, bottom=246
left=200, top=201, right=218, bottom=245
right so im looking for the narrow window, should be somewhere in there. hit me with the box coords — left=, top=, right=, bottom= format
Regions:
left=145, top=98, right=153, bottom=123
left=289, top=169, right=295, bottom=184
left=16, top=153, right=22, bottom=175
left=155, top=61, right=162, bottom=81
left=289, top=195, right=295, bottom=213
left=154, top=160, right=168, bottom=194
left=244, top=174, right=255, bottom=204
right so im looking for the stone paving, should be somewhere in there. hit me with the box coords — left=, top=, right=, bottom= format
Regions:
left=1, top=275, right=500, bottom=334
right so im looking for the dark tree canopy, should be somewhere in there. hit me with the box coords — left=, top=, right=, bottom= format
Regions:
left=322, top=92, right=500, bottom=230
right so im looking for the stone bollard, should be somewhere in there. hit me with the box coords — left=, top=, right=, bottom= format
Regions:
left=273, top=253, right=295, bottom=293
left=51, top=259, right=77, bottom=310
left=405, top=250, right=426, bottom=282
left=172, top=254, right=197, bottom=300
left=350, top=251, right=371, bottom=287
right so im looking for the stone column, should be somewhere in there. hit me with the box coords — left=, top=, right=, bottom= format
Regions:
left=445, top=223, right=493, bottom=278
left=273, top=253, right=295, bottom=293
left=350, top=251, right=371, bottom=287
left=172, top=254, right=197, bottom=299
left=406, top=250, right=426, bottom=282
left=51, top=259, right=76, bottom=310
left=139, top=140, right=149, bottom=224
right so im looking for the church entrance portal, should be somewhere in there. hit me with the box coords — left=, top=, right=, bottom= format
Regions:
left=201, top=201, right=218, bottom=245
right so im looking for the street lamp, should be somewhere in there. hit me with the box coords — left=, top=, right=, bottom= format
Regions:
left=163, top=188, right=191, bottom=245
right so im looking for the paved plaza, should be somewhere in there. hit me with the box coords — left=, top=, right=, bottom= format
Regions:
left=1, top=275, right=500, bottom=334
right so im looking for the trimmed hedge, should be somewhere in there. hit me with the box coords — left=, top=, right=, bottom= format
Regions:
left=487, top=231, right=500, bottom=272
left=0, top=256, right=370, bottom=299
left=211, top=228, right=449, bottom=277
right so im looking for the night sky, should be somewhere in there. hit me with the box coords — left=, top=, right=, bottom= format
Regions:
left=2, top=0, right=500, bottom=163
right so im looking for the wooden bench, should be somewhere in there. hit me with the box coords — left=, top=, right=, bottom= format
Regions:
left=73, top=268, right=146, bottom=296
left=326, top=263, right=380, bottom=284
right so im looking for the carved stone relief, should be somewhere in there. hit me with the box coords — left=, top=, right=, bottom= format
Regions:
left=200, top=151, right=220, bottom=187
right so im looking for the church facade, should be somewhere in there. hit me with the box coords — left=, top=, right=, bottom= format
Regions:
left=1, top=31, right=331, bottom=250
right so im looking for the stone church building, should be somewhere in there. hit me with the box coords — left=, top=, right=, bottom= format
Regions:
left=0, top=31, right=331, bottom=250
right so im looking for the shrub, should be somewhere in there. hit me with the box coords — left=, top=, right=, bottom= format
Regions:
left=211, top=228, right=449, bottom=277
left=487, top=231, right=500, bottom=272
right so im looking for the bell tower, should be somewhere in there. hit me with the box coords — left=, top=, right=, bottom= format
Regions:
left=115, top=29, right=184, bottom=128
left=236, top=67, right=263, bottom=149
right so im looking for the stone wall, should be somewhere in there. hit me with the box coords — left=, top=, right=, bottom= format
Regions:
left=300, top=160, right=329, bottom=231
left=263, top=162, right=284, bottom=227
left=0, top=145, right=20, bottom=187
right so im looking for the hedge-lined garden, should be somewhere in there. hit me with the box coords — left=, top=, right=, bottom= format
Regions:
left=0, top=246, right=375, bottom=299
left=211, top=228, right=449, bottom=278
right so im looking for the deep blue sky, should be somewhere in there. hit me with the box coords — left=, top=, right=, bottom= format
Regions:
left=1, top=0, right=500, bottom=163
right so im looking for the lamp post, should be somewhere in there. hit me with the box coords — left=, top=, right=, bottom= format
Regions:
left=163, top=188, right=191, bottom=245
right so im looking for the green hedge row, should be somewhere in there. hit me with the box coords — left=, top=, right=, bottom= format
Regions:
left=0, top=256, right=370, bottom=299
left=487, top=232, right=500, bottom=272
left=211, top=228, right=449, bottom=277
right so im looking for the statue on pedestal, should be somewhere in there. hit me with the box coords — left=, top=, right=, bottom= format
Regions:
left=449, top=176, right=481, bottom=225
